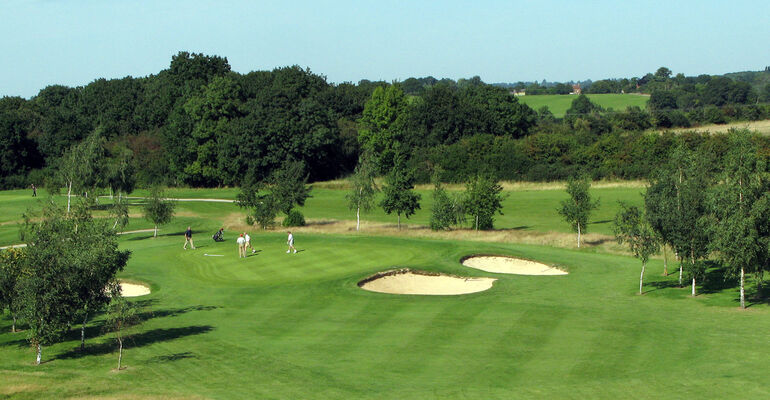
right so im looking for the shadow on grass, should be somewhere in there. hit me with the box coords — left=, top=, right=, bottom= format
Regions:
left=700, top=262, right=738, bottom=295
left=509, top=225, right=531, bottom=231
left=137, top=305, right=219, bottom=322
left=589, top=219, right=613, bottom=225
left=583, top=237, right=612, bottom=246
left=124, top=231, right=185, bottom=241
left=148, top=351, right=198, bottom=363
left=56, top=325, right=214, bottom=360
left=305, top=220, right=337, bottom=226
left=747, top=292, right=770, bottom=307
left=0, top=334, right=28, bottom=348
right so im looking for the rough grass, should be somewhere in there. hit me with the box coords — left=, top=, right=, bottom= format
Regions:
left=655, top=119, right=770, bottom=136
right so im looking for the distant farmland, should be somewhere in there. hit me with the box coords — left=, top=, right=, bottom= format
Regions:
left=518, top=93, right=650, bottom=117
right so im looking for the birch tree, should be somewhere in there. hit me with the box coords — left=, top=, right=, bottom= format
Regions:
left=558, top=176, right=599, bottom=248
left=709, top=132, right=768, bottom=308
left=143, top=186, right=175, bottom=237
left=614, top=203, right=660, bottom=294
left=0, top=248, right=25, bottom=332
left=463, top=175, right=505, bottom=231
left=67, top=201, right=130, bottom=351
left=16, top=200, right=86, bottom=364
left=55, top=131, right=103, bottom=214
left=105, top=292, right=141, bottom=371
left=346, top=156, right=378, bottom=231
left=429, top=181, right=464, bottom=231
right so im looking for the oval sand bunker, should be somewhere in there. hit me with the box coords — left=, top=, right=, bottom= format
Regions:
left=462, top=256, right=568, bottom=276
left=118, top=281, right=151, bottom=297
left=359, top=269, right=496, bottom=295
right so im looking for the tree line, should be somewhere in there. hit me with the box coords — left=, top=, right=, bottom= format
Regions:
left=4, top=54, right=770, bottom=191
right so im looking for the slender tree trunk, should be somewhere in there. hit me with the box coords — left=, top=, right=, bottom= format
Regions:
left=692, top=277, right=696, bottom=296
left=154, top=225, right=158, bottom=237
left=117, top=337, right=123, bottom=370
left=67, top=181, right=72, bottom=214
left=740, top=267, right=745, bottom=309
left=577, top=223, right=581, bottom=248
left=80, top=310, right=88, bottom=351
left=113, top=218, right=119, bottom=230
left=475, top=215, right=479, bottom=232
left=356, top=207, right=360, bottom=231
left=678, top=264, right=683, bottom=286
left=36, top=343, right=41, bottom=365
left=11, top=315, right=16, bottom=333
left=397, top=214, right=401, bottom=230
left=639, top=261, right=646, bottom=294
left=663, top=245, right=668, bottom=276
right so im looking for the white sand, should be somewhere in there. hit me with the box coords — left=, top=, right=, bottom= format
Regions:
left=462, top=256, right=568, bottom=275
left=360, top=270, right=496, bottom=295
left=119, top=282, right=151, bottom=297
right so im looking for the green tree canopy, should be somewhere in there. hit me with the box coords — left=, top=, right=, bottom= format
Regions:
left=463, top=175, right=505, bottom=231
left=558, top=176, right=599, bottom=248
left=143, top=186, right=176, bottom=237
left=380, top=154, right=421, bottom=230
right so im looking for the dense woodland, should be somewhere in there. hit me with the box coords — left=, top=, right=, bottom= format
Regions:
left=2, top=52, right=770, bottom=189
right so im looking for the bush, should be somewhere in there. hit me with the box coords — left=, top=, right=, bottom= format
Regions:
left=429, top=182, right=463, bottom=230
left=282, top=209, right=306, bottom=227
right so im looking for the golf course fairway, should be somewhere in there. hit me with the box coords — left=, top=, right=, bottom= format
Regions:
left=1, top=189, right=769, bottom=399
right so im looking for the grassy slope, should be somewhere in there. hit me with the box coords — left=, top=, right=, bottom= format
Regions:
left=518, top=94, right=650, bottom=117
left=1, top=187, right=768, bottom=399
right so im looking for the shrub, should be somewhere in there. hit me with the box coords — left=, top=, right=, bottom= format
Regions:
left=283, top=209, right=306, bottom=227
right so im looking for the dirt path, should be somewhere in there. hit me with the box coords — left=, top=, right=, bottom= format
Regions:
left=0, top=229, right=157, bottom=250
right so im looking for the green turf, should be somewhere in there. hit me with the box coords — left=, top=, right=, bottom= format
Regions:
left=518, top=94, right=650, bottom=117
left=1, top=186, right=768, bottom=399
left=0, top=185, right=644, bottom=248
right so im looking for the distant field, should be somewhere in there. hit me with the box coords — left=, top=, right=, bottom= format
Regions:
left=518, top=94, right=650, bottom=117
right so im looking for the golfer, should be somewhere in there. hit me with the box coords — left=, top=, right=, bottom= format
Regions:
left=236, top=234, right=246, bottom=258
left=286, top=231, right=296, bottom=254
left=244, top=232, right=255, bottom=254
left=184, top=226, right=195, bottom=250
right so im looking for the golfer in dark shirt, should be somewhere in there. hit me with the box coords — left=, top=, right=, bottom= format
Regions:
left=184, top=226, right=195, bottom=250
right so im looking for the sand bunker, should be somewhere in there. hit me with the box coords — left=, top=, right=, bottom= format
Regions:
left=118, top=281, right=151, bottom=297
left=359, top=269, right=496, bottom=295
left=462, top=256, right=568, bottom=275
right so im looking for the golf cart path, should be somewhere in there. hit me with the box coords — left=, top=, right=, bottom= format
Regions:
left=104, top=196, right=234, bottom=203
left=0, top=229, right=157, bottom=250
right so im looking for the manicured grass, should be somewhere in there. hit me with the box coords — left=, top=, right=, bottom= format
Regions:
left=2, top=186, right=768, bottom=398
left=518, top=94, right=650, bottom=117
left=2, top=228, right=768, bottom=398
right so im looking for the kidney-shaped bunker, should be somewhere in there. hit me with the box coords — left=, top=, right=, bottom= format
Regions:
left=462, top=256, right=568, bottom=276
left=359, top=269, right=496, bottom=295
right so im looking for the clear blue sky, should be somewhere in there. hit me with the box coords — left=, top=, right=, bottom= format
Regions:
left=2, top=0, right=769, bottom=98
